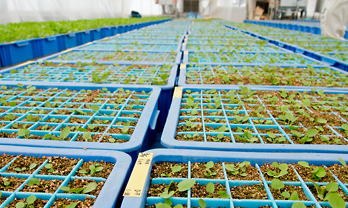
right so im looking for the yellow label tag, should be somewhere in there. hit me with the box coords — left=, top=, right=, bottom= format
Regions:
left=184, top=51, right=188, bottom=55
left=16, top=61, right=33, bottom=67
left=123, top=153, right=153, bottom=197
left=180, top=63, right=186, bottom=70
left=173, top=87, right=183, bottom=99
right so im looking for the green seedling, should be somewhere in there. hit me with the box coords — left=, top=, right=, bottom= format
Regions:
left=2, top=178, right=10, bottom=187
left=4, top=113, right=15, bottom=121
left=79, top=163, right=104, bottom=176
left=211, top=133, right=225, bottom=142
left=60, top=182, right=97, bottom=194
left=338, top=158, right=348, bottom=179
left=16, top=195, right=37, bottom=208
left=159, top=179, right=195, bottom=199
left=60, top=127, right=70, bottom=140
left=204, top=161, right=217, bottom=178
left=298, top=161, right=326, bottom=181
left=341, top=124, right=348, bottom=135
left=186, top=96, right=198, bottom=109
left=185, top=121, right=197, bottom=129
left=266, top=132, right=287, bottom=144
left=225, top=161, right=250, bottom=177
left=291, top=202, right=306, bottom=208
left=14, top=163, right=37, bottom=172
left=91, top=72, right=109, bottom=83
left=155, top=199, right=184, bottom=208
left=18, top=129, right=30, bottom=139
left=82, top=132, right=92, bottom=141
left=232, top=115, right=250, bottom=124
left=26, top=114, right=40, bottom=122
left=44, top=163, right=57, bottom=173
left=65, top=202, right=78, bottom=208
left=122, top=126, right=130, bottom=134
left=266, top=162, right=289, bottom=178
left=161, top=165, right=182, bottom=177
left=27, top=178, right=40, bottom=187
left=235, top=131, right=259, bottom=143
left=90, top=105, right=100, bottom=112
left=271, top=179, right=299, bottom=200
left=312, top=181, right=345, bottom=208
left=278, top=112, right=298, bottom=125
left=206, top=182, right=230, bottom=198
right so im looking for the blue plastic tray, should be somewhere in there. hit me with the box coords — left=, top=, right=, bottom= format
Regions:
left=121, top=148, right=348, bottom=208
left=0, top=83, right=160, bottom=159
left=182, top=43, right=282, bottom=52
left=78, top=42, right=182, bottom=52
left=0, top=145, right=131, bottom=208
left=177, top=63, right=348, bottom=90
left=0, top=39, right=37, bottom=67
left=161, top=86, right=348, bottom=154
left=42, top=49, right=182, bottom=65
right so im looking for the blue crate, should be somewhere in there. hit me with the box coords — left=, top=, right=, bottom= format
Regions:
left=0, top=83, right=160, bottom=159
left=35, top=35, right=60, bottom=57
left=0, top=145, right=131, bottom=208
left=121, top=148, right=348, bottom=208
left=101, top=27, right=113, bottom=38
left=90, top=29, right=102, bottom=41
left=160, top=86, right=348, bottom=154
left=0, top=39, right=37, bottom=67
left=76, top=30, right=92, bottom=45
left=58, top=33, right=78, bottom=51
left=0, top=62, right=178, bottom=131
left=78, top=42, right=182, bottom=52
left=42, top=49, right=182, bottom=65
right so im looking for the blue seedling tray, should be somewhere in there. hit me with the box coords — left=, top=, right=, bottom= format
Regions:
left=98, top=37, right=184, bottom=45
left=0, top=84, right=160, bottom=159
left=0, top=145, right=131, bottom=208
left=182, top=43, right=286, bottom=52
left=41, top=49, right=182, bottom=65
left=121, top=149, right=348, bottom=208
left=178, top=63, right=348, bottom=90
left=77, top=42, right=182, bottom=52
left=0, top=62, right=178, bottom=131
left=182, top=51, right=322, bottom=65
left=161, top=86, right=348, bottom=154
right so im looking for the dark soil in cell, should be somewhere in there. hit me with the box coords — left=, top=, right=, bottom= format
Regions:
left=21, top=178, right=62, bottom=193
left=308, top=185, right=348, bottom=201
left=120, top=113, right=141, bottom=118
left=191, top=162, right=224, bottom=179
left=75, top=134, right=101, bottom=142
left=260, top=163, right=299, bottom=181
left=46, top=118, right=65, bottom=123
left=249, top=112, right=270, bottom=118
left=179, top=117, right=203, bottom=123
left=206, top=134, right=231, bottom=142
left=0, top=132, right=18, bottom=138
left=55, top=110, right=74, bottom=115
left=225, top=162, right=261, bottom=181
left=115, top=120, right=138, bottom=126
left=282, top=126, right=306, bottom=134
left=270, top=184, right=308, bottom=200
left=68, top=117, right=88, bottom=124
left=63, top=179, right=104, bottom=196
left=230, top=184, right=268, bottom=200
left=86, top=125, right=107, bottom=133
left=176, top=133, right=204, bottom=141
left=11, top=109, right=30, bottom=113
left=203, top=110, right=225, bottom=117
left=256, top=128, right=281, bottom=134
left=108, top=127, right=134, bottom=134
left=91, top=119, right=112, bottom=125
left=36, top=125, right=56, bottom=131
left=262, top=136, right=290, bottom=144
left=290, top=135, right=348, bottom=145
left=148, top=182, right=187, bottom=198
left=177, top=124, right=203, bottom=132
left=100, top=135, right=129, bottom=143
left=234, top=135, right=261, bottom=143
left=51, top=197, right=96, bottom=208
left=191, top=183, right=228, bottom=198
left=5, top=155, right=45, bottom=174
left=180, top=111, right=201, bottom=116
left=0, top=154, right=15, bottom=168
left=327, top=163, right=348, bottom=184
left=204, top=117, right=227, bottom=124
left=0, top=176, right=26, bottom=191
left=231, top=127, right=254, bottom=133
left=205, top=126, right=229, bottom=132
left=39, top=157, right=78, bottom=176
left=127, top=101, right=145, bottom=105
left=151, top=162, right=188, bottom=178
left=0, top=196, right=7, bottom=204
left=62, top=104, right=81, bottom=109
left=292, top=164, right=335, bottom=182
left=7, top=197, right=48, bottom=208
left=76, top=161, right=113, bottom=178
left=9, top=123, right=32, bottom=129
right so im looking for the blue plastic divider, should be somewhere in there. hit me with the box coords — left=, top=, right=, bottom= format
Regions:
left=0, top=83, right=161, bottom=160
left=121, top=148, right=348, bottom=208
left=161, top=86, right=348, bottom=154
left=0, top=145, right=131, bottom=208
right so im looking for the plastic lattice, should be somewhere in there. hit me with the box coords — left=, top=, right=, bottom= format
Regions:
left=79, top=43, right=180, bottom=52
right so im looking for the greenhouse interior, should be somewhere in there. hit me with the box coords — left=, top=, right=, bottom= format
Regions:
left=0, top=0, right=348, bottom=207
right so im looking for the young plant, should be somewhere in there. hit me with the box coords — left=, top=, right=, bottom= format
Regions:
left=298, top=161, right=326, bottom=181
left=204, top=161, right=217, bottom=178
left=341, top=124, right=348, bottom=135
left=235, top=131, right=259, bottom=143
left=271, top=179, right=299, bottom=200
left=266, top=132, right=287, bottom=144
left=161, top=165, right=182, bottom=177
left=44, top=163, right=57, bottom=174
left=18, top=129, right=30, bottom=139
left=79, top=163, right=104, bottom=176
left=266, top=162, right=289, bottom=178
left=155, top=199, right=184, bottom=208
left=338, top=158, right=348, bottom=179
left=16, top=195, right=37, bottom=208
left=292, top=129, right=318, bottom=144
left=60, top=182, right=97, bottom=194
left=205, top=182, right=230, bottom=198
left=311, top=181, right=345, bottom=208
left=159, top=179, right=195, bottom=199
left=278, top=112, right=298, bottom=125
left=225, top=161, right=250, bottom=177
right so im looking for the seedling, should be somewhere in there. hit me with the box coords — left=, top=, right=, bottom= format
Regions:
left=26, top=114, right=40, bottom=122
left=204, top=161, right=217, bottom=178
left=266, top=162, right=289, bottom=178
left=232, top=115, right=250, bottom=124
left=27, top=178, right=40, bottom=187
left=79, top=163, right=104, bottom=176
left=4, top=113, right=15, bottom=121
left=2, top=178, right=10, bottom=187
left=44, top=163, right=57, bottom=174
left=291, top=129, right=318, bottom=144
left=161, top=165, right=182, bottom=177
left=16, top=195, right=37, bottom=208
left=266, top=132, right=287, bottom=144
left=278, top=112, right=298, bottom=125
left=338, top=158, right=348, bottom=179
left=60, top=182, right=97, bottom=194
left=91, top=72, right=109, bottom=83
left=206, top=182, right=230, bottom=198
left=291, top=202, right=306, bottom=208
left=60, top=127, right=70, bottom=140
left=235, top=131, right=259, bottom=143
left=271, top=179, right=299, bottom=200
left=211, top=133, right=225, bottom=142
left=311, top=181, right=345, bottom=208
left=185, top=121, right=197, bottom=129
left=155, top=199, right=184, bottom=208
left=65, top=202, right=78, bottom=208
left=159, top=179, right=195, bottom=199
left=18, top=129, right=30, bottom=139
left=298, top=161, right=326, bottom=181
left=225, top=161, right=250, bottom=177
left=341, top=124, right=348, bottom=135
left=186, top=96, right=198, bottom=109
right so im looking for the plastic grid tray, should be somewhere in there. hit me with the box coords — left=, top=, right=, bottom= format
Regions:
left=121, top=149, right=348, bottom=208
left=0, top=84, right=160, bottom=157
left=77, top=42, right=181, bottom=52
left=178, top=64, right=348, bottom=89
left=184, top=38, right=268, bottom=45
left=98, top=38, right=184, bottom=45
left=182, top=44, right=283, bottom=52
left=42, top=50, right=182, bottom=64
left=183, top=51, right=322, bottom=65
left=0, top=145, right=131, bottom=208
left=161, top=86, right=348, bottom=154
left=0, top=62, right=177, bottom=87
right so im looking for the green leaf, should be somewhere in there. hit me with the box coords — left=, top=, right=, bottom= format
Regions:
left=198, top=199, right=207, bottom=208
left=316, top=117, right=327, bottom=124
left=16, top=202, right=26, bottom=208
left=271, top=179, right=284, bottom=190
left=206, top=182, right=214, bottom=194
left=60, top=127, right=70, bottom=139
left=29, top=163, right=37, bottom=170
left=173, top=205, right=183, bottom=208
left=206, top=161, right=214, bottom=169
left=305, top=129, right=318, bottom=137
left=177, top=179, right=195, bottom=192
left=18, top=129, right=30, bottom=137
left=328, top=192, right=346, bottom=208
left=26, top=195, right=36, bottom=204
left=338, top=157, right=347, bottom=167
left=91, top=105, right=100, bottom=111
left=28, top=178, right=40, bottom=187
left=65, top=202, right=78, bottom=208
left=282, top=191, right=290, bottom=198
left=289, top=191, right=299, bottom=200
left=156, top=203, right=171, bottom=208
left=291, top=202, right=306, bottom=208
left=164, top=198, right=172, bottom=206
left=298, top=161, right=310, bottom=168
left=83, top=132, right=92, bottom=141
left=315, top=167, right=326, bottom=178
left=326, top=182, right=338, bottom=192
left=83, top=182, right=98, bottom=193
left=171, top=165, right=181, bottom=173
